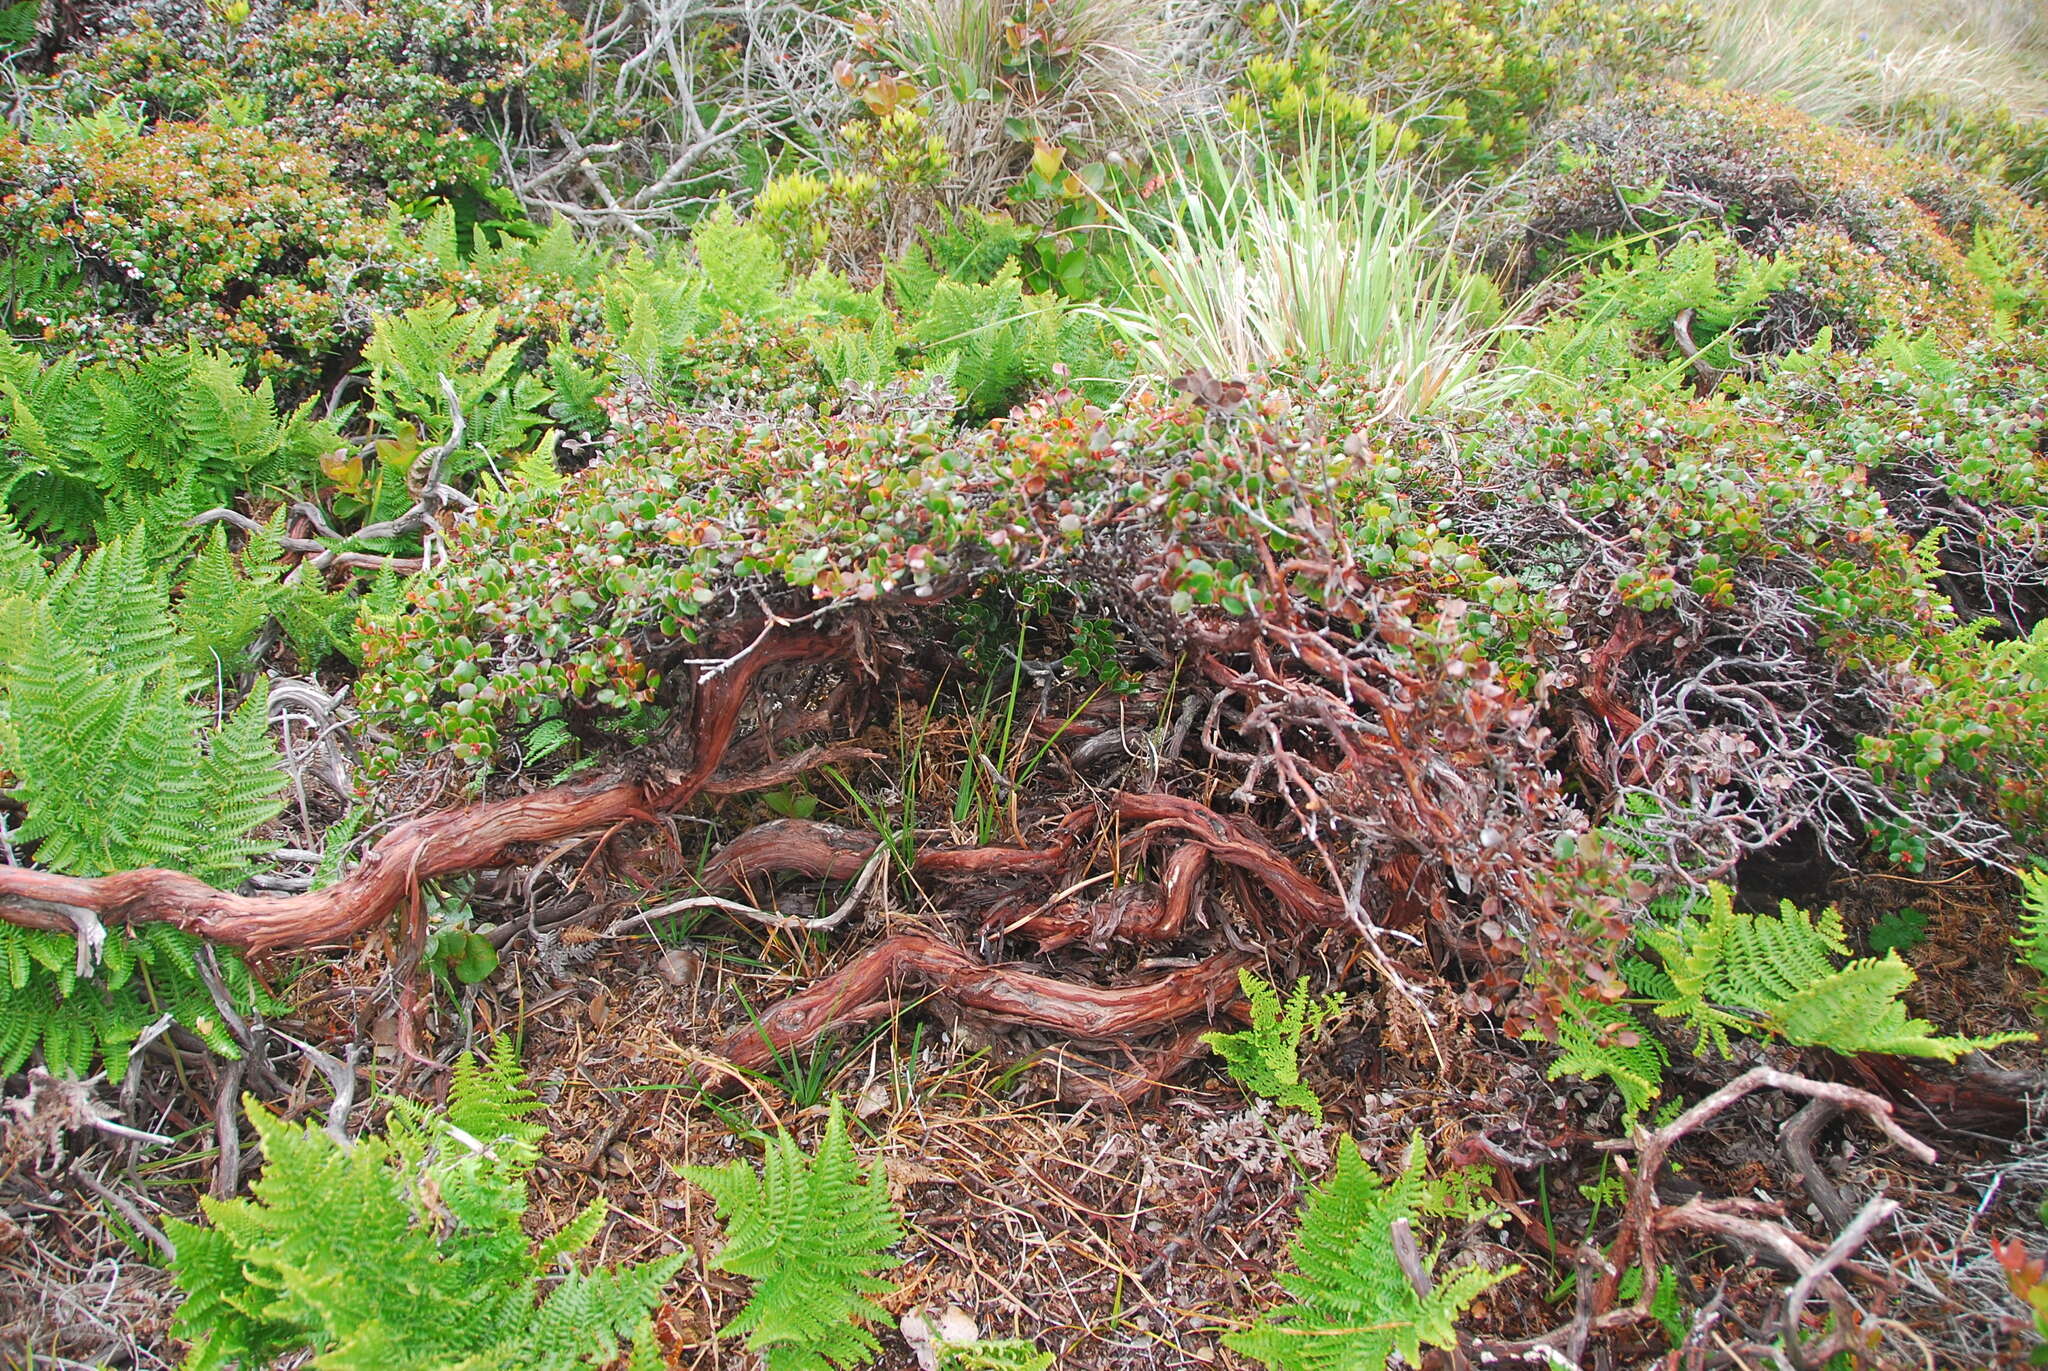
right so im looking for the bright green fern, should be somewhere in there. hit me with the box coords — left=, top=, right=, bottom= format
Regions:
left=1628, top=882, right=2028, bottom=1061
left=176, top=512, right=361, bottom=674
left=0, top=522, right=288, bottom=1076
left=680, top=1096, right=905, bottom=1371
left=1202, top=969, right=1345, bottom=1122
left=235, top=510, right=364, bottom=667
left=176, top=527, right=271, bottom=675
left=812, top=311, right=903, bottom=390
left=0, top=921, right=283, bottom=1076
left=0, top=338, right=335, bottom=546
left=1541, top=994, right=1668, bottom=1124
left=4, top=597, right=285, bottom=883
left=937, top=1338, right=1053, bottom=1371
left=1544, top=882, right=2027, bottom=1121
left=1225, top=1132, right=1516, bottom=1371
left=2016, top=869, right=2048, bottom=982
left=168, top=1040, right=678, bottom=1371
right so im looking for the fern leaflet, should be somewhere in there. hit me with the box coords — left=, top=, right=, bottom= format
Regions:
left=2017, top=870, right=2048, bottom=979
left=1634, top=883, right=2027, bottom=1061
left=1543, top=995, right=1667, bottom=1123
left=168, top=1044, right=679, bottom=1371
left=680, top=1096, right=904, bottom=1371
left=1225, top=1132, right=1515, bottom=1371
left=1203, top=969, right=1344, bottom=1121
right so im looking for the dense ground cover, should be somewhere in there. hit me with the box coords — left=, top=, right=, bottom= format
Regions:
left=6, top=0, right=2048, bottom=1367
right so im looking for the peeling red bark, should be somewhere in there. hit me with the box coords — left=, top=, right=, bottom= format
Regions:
left=1000, top=883, right=1170, bottom=952
left=0, top=625, right=850, bottom=951
left=699, top=809, right=1094, bottom=895
left=0, top=779, right=655, bottom=951
left=701, top=820, right=879, bottom=890
left=1578, top=610, right=1671, bottom=784
left=711, top=933, right=1249, bottom=1070
left=1111, top=792, right=1345, bottom=929
left=995, top=844, right=1209, bottom=951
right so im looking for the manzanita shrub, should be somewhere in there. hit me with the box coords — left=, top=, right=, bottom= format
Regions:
left=0, top=118, right=427, bottom=386
left=244, top=0, right=592, bottom=207
left=1519, top=84, right=2048, bottom=348
left=357, top=380, right=1520, bottom=771
left=364, top=312, right=2048, bottom=869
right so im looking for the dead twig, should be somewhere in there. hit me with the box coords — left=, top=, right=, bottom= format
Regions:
left=1389, top=1217, right=1433, bottom=1302
left=1592, top=1068, right=1933, bottom=1330
left=65, top=1164, right=174, bottom=1260
left=1783, top=1097, right=1855, bottom=1230
left=213, top=1061, right=244, bottom=1200
left=1783, top=1194, right=1899, bottom=1371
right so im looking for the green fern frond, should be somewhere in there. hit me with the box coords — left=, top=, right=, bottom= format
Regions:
left=85, top=352, right=187, bottom=497
left=507, top=431, right=566, bottom=494
left=789, top=267, right=883, bottom=326
left=186, top=680, right=288, bottom=884
left=0, top=922, right=279, bottom=1075
left=623, top=1318, right=667, bottom=1371
left=365, top=302, right=546, bottom=479
left=517, top=1260, right=682, bottom=1368
left=546, top=346, right=613, bottom=435
left=1770, top=958, right=2030, bottom=1059
left=47, top=533, right=181, bottom=681
left=535, top=1200, right=610, bottom=1269
left=1202, top=969, right=1344, bottom=1121
left=1633, top=882, right=2030, bottom=1063
left=0, top=511, right=45, bottom=601
left=177, top=526, right=268, bottom=675
left=681, top=1096, right=904, bottom=1371
left=917, top=208, right=1029, bottom=285
left=228, top=513, right=358, bottom=668
left=177, top=348, right=290, bottom=489
left=693, top=204, right=786, bottom=319
left=1, top=343, right=325, bottom=542
left=523, top=715, right=576, bottom=765
left=936, top=1337, right=1054, bottom=1370
left=1225, top=1133, right=1516, bottom=1371
left=1543, top=996, right=1666, bottom=1123
left=447, top=1036, right=548, bottom=1148
left=169, top=1045, right=681, bottom=1370
left=812, top=312, right=902, bottom=390
left=886, top=241, right=945, bottom=318
left=310, top=805, right=371, bottom=890
left=912, top=267, right=1036, bottom=421
left=2017, top=869, right=2048, bottom=979
left=1639, top=883, right=1806, bottom=1057
left=7, top=529, right=285, bottom=883
left=6, top=612, right=172, bottom=876
left=274, top=575, right=359, bottom=669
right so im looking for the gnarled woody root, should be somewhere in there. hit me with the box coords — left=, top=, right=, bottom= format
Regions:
left=709, top=933, right=1251, bottom=1071
left=0, top=624, right=853, bottom=952
left=703, top=817, right=1210, bottom=952
left=699, top=815, right=1085, bottom=890
left=701, top=796, right=1340, bottom=940
left=0, top=611, right=1338, bottom=1099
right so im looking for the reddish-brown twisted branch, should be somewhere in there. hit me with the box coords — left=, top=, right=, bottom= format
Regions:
left=711, top=932, right=1249, bottom=1070
left=0, top=625, right=850, bottom=952
left=1111, top=792, right=1345, bottom=929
